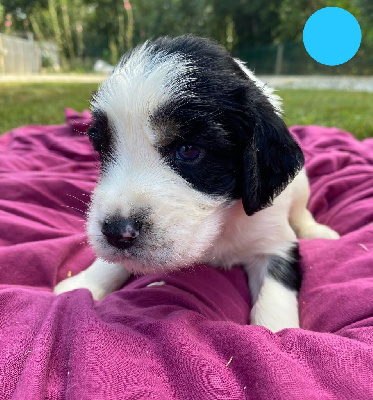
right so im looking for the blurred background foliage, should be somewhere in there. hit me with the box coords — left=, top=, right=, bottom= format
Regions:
left=0, top=0, right=372, bottom=73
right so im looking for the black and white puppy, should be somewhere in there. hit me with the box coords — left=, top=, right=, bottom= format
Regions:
left=55, top=35, right=339, bottom=332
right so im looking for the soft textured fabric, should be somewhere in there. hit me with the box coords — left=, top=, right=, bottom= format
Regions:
left=0, top=109, right=372, bottom=399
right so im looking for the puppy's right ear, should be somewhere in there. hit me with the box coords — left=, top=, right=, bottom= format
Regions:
left=242, top=108, right=304, bottom=216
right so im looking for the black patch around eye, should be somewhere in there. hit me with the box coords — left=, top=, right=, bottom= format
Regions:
left=161, top=136, right=242, bottom=199
left=86, top=110, right=112, bottom=161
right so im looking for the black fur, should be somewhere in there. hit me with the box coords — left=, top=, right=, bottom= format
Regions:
left=157, top=126, right=240, bottom=197
left=242, top=101, right=305, bottom=215
left=148, top=36, right=304, bottom=213
left=86, top=110, right=112, bottom=163
left=268, top=245, right=302, bottom=292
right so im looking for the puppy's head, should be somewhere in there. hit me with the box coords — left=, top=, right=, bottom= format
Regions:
left=86, top=35, right=304, bottom=273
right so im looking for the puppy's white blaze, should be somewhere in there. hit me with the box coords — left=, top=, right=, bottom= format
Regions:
left=234, top=58, right=283, bottom=116
left=91, top=42, right=196, bottom=146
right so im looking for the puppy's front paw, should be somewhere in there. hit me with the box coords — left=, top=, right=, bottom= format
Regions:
left=54, top=272, right=110, bottom=300
left=54, top=259, right=130, bottom=300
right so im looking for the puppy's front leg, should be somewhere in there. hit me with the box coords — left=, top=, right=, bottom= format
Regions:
left=245, top=253, right=300, bottom=332
left=54, top=258, right=130, bottom=300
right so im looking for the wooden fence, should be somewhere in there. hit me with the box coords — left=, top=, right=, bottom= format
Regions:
left=0, top=34, right=42, bottom=74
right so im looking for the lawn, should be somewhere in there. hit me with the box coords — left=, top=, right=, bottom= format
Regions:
left=0, top=82, right=98, bottom=134
left=280, top=89, right=373, bottom=140
left=1, top=82, right=372, bottom=139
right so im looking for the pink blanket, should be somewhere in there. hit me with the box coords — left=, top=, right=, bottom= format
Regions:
left=0, top=109, right=372, bottom=399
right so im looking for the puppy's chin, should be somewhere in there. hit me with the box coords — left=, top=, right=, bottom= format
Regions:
left=89, top=236, right=199, bottom=275
left=113, top=257, right=193, bottom=275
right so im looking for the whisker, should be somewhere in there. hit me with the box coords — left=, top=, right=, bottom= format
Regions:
left=61, top=204, right=86, bottom=214
left=72, top=119, right=92, bottom=127
left=66, top=193, right=89, bottom=206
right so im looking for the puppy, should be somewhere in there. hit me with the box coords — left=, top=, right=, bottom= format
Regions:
left=55, top=35, right=339, bottom=332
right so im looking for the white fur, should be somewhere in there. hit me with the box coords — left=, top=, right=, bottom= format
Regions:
left=92, top=41, right=195, bottom=123
left=250, top=276, right=299, bottom=331
left=55, top=42, right=339, bottom=331
left=54, top=259, right=129, bottom=300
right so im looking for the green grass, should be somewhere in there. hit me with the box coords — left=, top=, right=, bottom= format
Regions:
left=1, top=83, right=372, bottom=139
left=279, top=89, right=373, bottom=140
left=0, top=82, right=98, bottom=134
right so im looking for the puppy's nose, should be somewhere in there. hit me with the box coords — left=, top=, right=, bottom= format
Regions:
left=101, top=217, right=141, bottom=249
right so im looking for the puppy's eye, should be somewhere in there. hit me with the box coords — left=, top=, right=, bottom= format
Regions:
left=176, top=143, right=201, bottom=161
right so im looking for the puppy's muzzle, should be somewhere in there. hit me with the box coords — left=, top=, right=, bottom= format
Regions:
left=101, top=217, right=141, bottom=250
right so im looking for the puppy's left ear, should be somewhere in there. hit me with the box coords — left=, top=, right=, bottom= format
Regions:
left=242, top=107, right=304, bottom=216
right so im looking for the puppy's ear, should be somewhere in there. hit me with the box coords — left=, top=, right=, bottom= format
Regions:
left=242, top=108, right=304, bottom=216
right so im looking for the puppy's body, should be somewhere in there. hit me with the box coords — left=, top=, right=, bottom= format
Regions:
left=55, top=36, right=339, bottom=331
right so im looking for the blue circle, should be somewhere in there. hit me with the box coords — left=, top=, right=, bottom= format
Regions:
left=303, top=7, right=361, bottom=66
